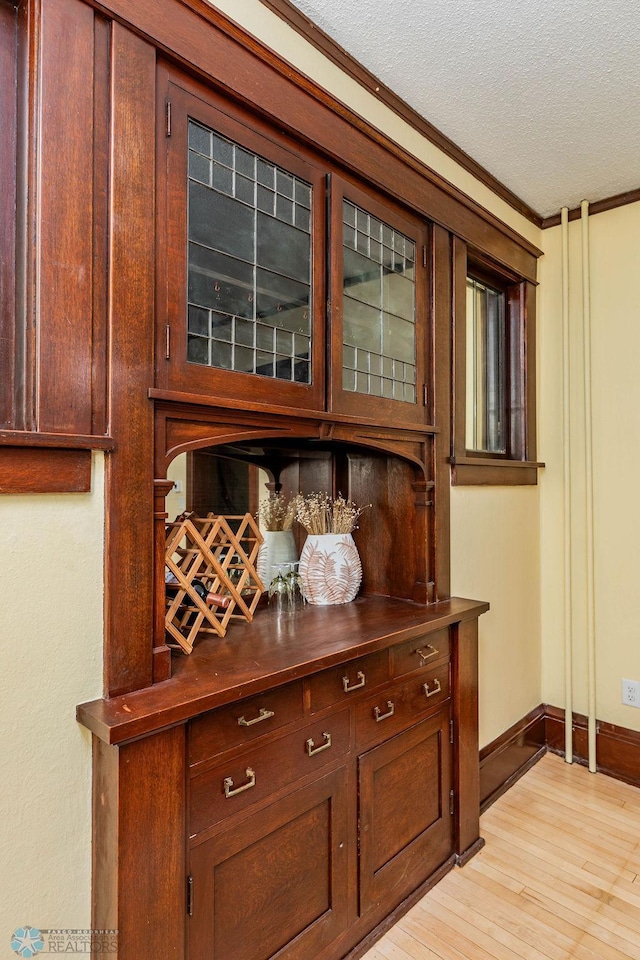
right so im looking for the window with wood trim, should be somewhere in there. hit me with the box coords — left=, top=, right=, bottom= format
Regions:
left=452, top=237, right=540, bottom=485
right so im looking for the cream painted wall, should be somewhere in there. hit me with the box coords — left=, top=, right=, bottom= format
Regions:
left=450, top=486, right=542, bottom=749
left=0, top=454, right=104, bottom=939
left=539, top=201, right=640, bottom=732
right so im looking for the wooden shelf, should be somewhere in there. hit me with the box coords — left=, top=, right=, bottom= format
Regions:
left=77, top=595, right=488, bottom=745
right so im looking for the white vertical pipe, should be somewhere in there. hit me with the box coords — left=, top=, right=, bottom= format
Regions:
left=561, top=207, right=573, bottom=763
left=581, top=199, right=597, bottom=773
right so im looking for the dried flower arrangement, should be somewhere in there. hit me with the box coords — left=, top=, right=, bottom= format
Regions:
left=295, top=493, right=370, bottom=535
left=256, top=493, right=303, bottom=532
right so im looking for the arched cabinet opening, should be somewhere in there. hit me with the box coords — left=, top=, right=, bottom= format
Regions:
left=154, top=407, right=437, bottom=674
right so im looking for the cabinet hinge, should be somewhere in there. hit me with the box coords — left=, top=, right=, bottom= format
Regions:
left=187, top=875, right=194, bottom=917
left=422, top=245, right=427, bottom=268
left=449, top=719, right=454, bottom=744
left=449, top=789, right=455, bottom=816
left=165, top=324, right=171, bottom=360
left=166, top=100, right=172, bottom=138
left=423, top=383, right=428, bottom=407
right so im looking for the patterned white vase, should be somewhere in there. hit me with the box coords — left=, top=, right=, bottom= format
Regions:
left=299, top=533, right=362, bottom=605
left=256, top=529, right=298, bottom=590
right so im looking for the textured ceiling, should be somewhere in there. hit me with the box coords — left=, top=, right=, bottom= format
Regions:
left=286, top=0, right=640, bottom=219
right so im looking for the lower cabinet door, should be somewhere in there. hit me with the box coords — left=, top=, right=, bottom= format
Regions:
left=188, top=766, right=350, bottom=960
left=358, top=707, right=453, bottom=915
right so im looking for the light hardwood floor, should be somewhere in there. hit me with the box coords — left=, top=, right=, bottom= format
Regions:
left=362, top=752, right=640, bottom=960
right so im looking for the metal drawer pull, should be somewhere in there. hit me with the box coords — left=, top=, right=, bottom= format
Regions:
left=306, top=732, right=332, bottom=756
left=423, top=678, right=442, bottom=698
left=415, top=645, right=438, bottom=664
left=374, top=700, right=395, bottom=722
left=342, top=671, right=365, bottom=693
left=237, top=707, right=275, bottom=727
left=223, top=767, right=256, bottom=798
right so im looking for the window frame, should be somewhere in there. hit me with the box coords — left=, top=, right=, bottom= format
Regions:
left=451, top=236, right=541, bottom=485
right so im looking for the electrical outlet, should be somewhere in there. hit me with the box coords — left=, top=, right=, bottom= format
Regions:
left=621, top=679, right=640, bottom=707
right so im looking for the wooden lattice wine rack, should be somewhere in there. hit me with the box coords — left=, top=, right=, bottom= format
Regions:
left=164, top=512, right=265, bottom=653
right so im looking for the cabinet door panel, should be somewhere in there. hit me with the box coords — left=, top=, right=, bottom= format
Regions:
left=358, top=708, right=452, bottom=915
left=189, top=768, right=350, bottom=960
left=328, top=176, right=431, bottom=427
left=158, top=70, right=327, bottom=412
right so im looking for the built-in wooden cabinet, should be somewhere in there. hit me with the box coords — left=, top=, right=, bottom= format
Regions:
left=183, top=629, right=454, bottom=960
left=1, top=0, right=543, bottom=955
left=79, top=599, right=487, bottom=960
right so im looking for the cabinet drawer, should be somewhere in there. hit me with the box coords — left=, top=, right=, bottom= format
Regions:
left=189, top=708, right=350, bottom=836
left=389, top=628, right=450, bottom=679
left=307, top=650, right=388, bottom=713
left=355, top=661, right=450, bottom=750
left=189, top=681, right=304, bottom=768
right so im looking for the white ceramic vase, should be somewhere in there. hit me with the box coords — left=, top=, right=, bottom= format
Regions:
left=298, top=532, right=362, bottom=605
left=256, top=529, right=298, bottom=589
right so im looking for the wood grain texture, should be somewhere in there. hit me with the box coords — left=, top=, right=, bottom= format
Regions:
left=103, top=21, right=156, bottom=696
left=480, top=704, right=546, bottom=811
left=0, top=446, right=91, bottom=493
left=116, top=727, right=186, bottom=960
left=362, top=752, right=640, bottom=960
left=431, top=225, right=452, bottom=600
left=0, top=1, right=17, bottom=430
left=37, top=0, right=95, bottom=434
left=77, top=595, right=488, bottom=744
left=452, top=617, right=483, bottom=861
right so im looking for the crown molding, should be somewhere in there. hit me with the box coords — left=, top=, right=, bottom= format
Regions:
left=259, top=0, right=543, bottom=229
left=541, top=188, right=640, bottom=228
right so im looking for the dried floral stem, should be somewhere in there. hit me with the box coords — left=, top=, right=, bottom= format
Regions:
left=296, top=493, right=370, bottom=535
left=256, top=494, right=303, bottom=531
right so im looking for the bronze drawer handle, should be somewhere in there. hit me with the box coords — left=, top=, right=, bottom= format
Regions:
left=415, top=644, right=438, bottom=664
left=306, top=732, right=332, bottom=756
left=342, top=670, right=365, bottom=693
left=223, top=767, right=256, bottom=798
left=237, top=707, right=275, bottom=727
left=373, top=700, right=395, bottom=722
left=423, top=678, right=442, bottom=699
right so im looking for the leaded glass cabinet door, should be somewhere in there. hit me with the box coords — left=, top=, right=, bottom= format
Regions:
left=159, top=75, right=326, bottom=411
left=328, top=177, right=430, bottom=426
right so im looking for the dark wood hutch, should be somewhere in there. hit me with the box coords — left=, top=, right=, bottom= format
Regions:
left=2, top=0, right=540, bottom=957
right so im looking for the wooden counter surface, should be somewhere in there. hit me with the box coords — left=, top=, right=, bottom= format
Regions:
left=77, top=595, right=488, bottom=745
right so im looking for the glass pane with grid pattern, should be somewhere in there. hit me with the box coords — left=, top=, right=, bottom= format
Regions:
left=342, top=200, right=416, bottom=402
left=465, top=277, right=506, bottom=453
left=187, top=121, right=312, bottom=384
